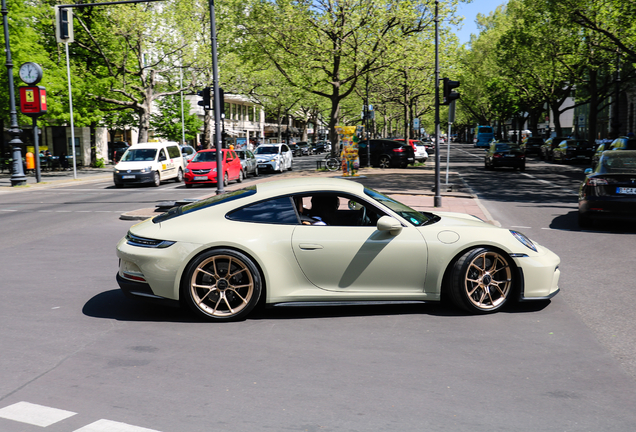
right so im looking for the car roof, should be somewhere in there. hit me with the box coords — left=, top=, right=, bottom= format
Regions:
left=129, top=142, right=179, bottom=149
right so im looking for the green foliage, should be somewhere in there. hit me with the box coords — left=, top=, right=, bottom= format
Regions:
left=150, top=94, right=203, bottom=143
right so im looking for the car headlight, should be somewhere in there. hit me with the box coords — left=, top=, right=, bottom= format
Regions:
left=139, top=166, right=152, bottom=173
left=185, top=168, right=191, bottom=174
left=212, top=167, right=217, bottom=172
left=510, top=230, right=537, bottom=252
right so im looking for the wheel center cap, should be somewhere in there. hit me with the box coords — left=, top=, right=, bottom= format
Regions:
left=482, top=274, right=492, bottom=286
left=217, top=279, right=228, bottom=290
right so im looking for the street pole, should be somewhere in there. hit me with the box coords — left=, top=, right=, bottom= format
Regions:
left=365, top=76, right=370, bottom=167
left=208, top=0, right=224, bottom=194
left=434, top=0, right=441, bottom=207
left=2, top=0, right=27, bottom=186
left=180, top=66, right=186, bottom=146
left=65, top=42, right=77, bottom=178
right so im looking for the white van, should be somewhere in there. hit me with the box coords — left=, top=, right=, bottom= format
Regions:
left=113, top=142, right=185, bottom=187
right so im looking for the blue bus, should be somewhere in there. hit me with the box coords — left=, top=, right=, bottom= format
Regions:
left=474, top=125, right=494, bottom=148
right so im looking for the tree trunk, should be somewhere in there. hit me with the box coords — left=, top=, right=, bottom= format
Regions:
left=587, top=68, right=598, bottom=142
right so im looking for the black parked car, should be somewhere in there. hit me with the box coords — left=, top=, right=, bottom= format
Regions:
left=297, top=142, right=313, bottom=156
left=358, top=139, right=415, bottom=168
left=522, top=137, right=544, bottom=156
left=552, top=139, right=595, bottom=163
left=289, top=144, right=302, bottom=157
left=578, top=150, right=636, bottom=227
left=540, top=136, right=567, bottom=161
left=484, top=140, right=526, bottom=171
left=108, top=141, right=129, bottom=163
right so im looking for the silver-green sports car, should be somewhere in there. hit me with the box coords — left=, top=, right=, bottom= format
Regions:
left=116, top=178, right=560, bottom=321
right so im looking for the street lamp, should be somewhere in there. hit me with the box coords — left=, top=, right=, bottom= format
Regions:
left=2, top=0, right=27, bottom=186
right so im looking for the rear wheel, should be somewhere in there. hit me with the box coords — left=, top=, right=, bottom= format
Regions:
left=175, top=168, right=183, bottom=183
left=224, top=172, right=229, bottom=187
left=379, top=156, right=391, bottom=169
left=238, top=170, right=244, bottom=183
left=182, top=249, right=262, bottom=321
left=449, top=247, right=513, bottom=314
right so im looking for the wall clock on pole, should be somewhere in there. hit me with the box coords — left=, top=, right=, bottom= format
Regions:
left=19, top=62, right=43, bottom=85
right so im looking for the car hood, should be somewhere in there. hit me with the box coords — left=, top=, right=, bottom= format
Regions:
left=186, top=161, right=217, bottom=169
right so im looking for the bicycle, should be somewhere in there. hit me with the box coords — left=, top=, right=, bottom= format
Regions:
left=324, top=156, right=341, bottom=171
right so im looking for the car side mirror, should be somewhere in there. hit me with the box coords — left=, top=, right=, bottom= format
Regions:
left=377, top=216, right=402, bottom=235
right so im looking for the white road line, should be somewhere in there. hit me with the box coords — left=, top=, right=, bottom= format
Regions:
left=0, top=209, right=17, bottom=212
left=74, top=419, right=162, bottom=432
left=510, top=226, right=531, bottom=229
left=0, top=401, right=76, bottom=427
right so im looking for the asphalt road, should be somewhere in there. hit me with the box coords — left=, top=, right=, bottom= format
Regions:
left=1, top=149, right=635, bottom=432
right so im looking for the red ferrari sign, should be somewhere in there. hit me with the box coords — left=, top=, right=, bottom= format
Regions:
left=19, top=86, right=47, bottom=117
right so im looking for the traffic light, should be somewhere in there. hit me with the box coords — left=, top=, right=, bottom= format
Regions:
left=197, top=87, right=211, bottom=110
left=442, top=78, right=460, bottom=105
left=218, top=87, right=225, bottom=116
left=55, top=7, right=74, bottom=43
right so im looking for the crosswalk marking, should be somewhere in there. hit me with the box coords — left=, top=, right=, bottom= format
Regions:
left=0, top=401, right=76, bottom=427
left=74, top=419, right=162, bottom=432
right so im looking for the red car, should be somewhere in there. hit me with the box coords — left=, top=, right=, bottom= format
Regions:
left=184, top=149, right=243, bottom=187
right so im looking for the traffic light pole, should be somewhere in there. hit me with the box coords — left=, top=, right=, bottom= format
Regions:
left=208, top=0, right=224, bottom=194
left=434, top=0, right=441, bottom=207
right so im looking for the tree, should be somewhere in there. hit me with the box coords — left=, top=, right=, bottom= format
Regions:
left=236, top=0, right=445, bottom=151
left=150, top=94, right=203, bottom=143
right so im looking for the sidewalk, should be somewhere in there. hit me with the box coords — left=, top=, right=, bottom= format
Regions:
left=0, top=164, right=496, bottom=225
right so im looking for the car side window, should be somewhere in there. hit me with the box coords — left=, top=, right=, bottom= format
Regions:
left=295, top=193, right=385, bottom=227
left=158, top=149, right=167, bottom=161
left=167, top=145, right=181, bottom=159
left=227, top=197, right=298, bottom=224
left=282, top=145, right=289, bottom=153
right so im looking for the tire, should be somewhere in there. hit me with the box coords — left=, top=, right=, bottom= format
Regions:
left=152, top=171, right=161, bottom=187
left=520, top=163, right=526, bottom=171
left=182, top=249, right=262, bottom=321
left=238, top=170, right=244, bottom=183
left=185, top=183, right=193, bottom=188
left=379, top=156, right=391, bottom=169
left=448, top=247, right=514, bottom=314
left=223, top=172, right=229, bottom=187
left=288, top=160, right=293, bottom=171
left=114, top=182, right=123, bottom=188
left=175, top=168, right=183, bottom=183
left=254, top=166, right=259, bottom=177
left=578, top=211, right=592, bottom=229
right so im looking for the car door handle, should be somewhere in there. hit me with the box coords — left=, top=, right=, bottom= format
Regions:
left=298, top=243, right=324, bottom=250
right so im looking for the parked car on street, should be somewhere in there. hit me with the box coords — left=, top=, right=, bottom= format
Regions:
left=358, top=139, right=415, bottom=168
left=521, top=136, right=544, bottom=156
left=180, top=145, right=197, bottom=163
left=578, top=150, right=636, bottom=228
left=289, top=144, right=302, bottom=157
left=184, top=148, right=243, bottom=187
left=108, top=141, right=130, bottom=164
left=312, top=142, right=325, bottom=154
left=552, top=139, right=595, bottom=163
left=592, top=137, right=636, bottom=168
left=421, top=140, right=435, bottom=154
left=254, top=143, right=294, bottom=173
left=113, top=142, right=184, bottom=187
left=540, top=136, right=567, bottom=161
left=115, top=177, right=560, bottom=321
left=236, top=149, right=259, bottom=177
left=297, top=142, right=313, bottom=156
left=484, top=140, right=526, bottom=171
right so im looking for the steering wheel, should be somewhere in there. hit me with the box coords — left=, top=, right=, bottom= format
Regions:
left=357, top=206, right=369, bottom=226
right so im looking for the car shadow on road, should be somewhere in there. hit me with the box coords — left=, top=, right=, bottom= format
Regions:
left=550, top=211, right=636, bottom=234
left=84, top=290, right=551, bottom=322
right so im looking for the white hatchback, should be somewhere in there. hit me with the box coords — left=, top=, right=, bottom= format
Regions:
left=254, top=143, right=294, bottom=173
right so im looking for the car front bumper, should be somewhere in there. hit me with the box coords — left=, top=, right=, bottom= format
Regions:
left=114, top=172, right=155, bottom=185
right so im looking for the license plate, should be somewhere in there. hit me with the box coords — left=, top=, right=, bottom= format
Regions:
left=122, top=175, right=135, bottom=179
left=258, top=164, right=267, bottom=168
left=577, top=155, right=586, bottom=158
left=617, top=187, right=636, bottom=194
left=505, top=154, right=515, bottom=158
left=194, top=176, right=208, bottom=181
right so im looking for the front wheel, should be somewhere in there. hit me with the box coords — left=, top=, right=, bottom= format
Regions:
left=448, top=248, right=514, bottom=314
left=288, top=160, right=293, bottom=171
left=253, top=166, right=259, bottom=177
left=223, top=172, right=229, bottom=187
left=182, top=249, right=262, bottom=321
left=152, top=171, right=161, bottom=187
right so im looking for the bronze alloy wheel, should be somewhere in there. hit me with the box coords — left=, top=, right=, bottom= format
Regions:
left=184, top=249, right=261, bottom=321
left=450, top=247, right=513, bottom=313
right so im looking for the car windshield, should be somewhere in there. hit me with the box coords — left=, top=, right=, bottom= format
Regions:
left=598, top=154, right=636, bottom=174
left=192, top=151, right=217, bottom=162
left=235, top=151, right=246, bottom=158
left=495, top=143, right=517, bottom=152
left=121, top=148, right=157, bottom=162
left=364, top=188, right=439, bottom=226
left=256, top=147, right=278, bottom=154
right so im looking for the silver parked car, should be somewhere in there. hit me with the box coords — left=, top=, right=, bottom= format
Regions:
left=236, top=149, right=259, bottom=177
